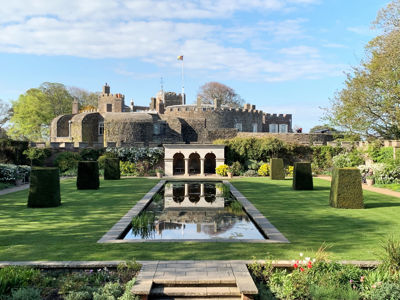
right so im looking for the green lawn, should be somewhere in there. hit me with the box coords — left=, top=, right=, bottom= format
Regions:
left=0, top=177, right=399, bottom=261
left=375, top=183, right=400, bottom=192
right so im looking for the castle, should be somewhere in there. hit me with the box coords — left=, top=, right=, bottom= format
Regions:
left=50, top=84, right=292, bottom=147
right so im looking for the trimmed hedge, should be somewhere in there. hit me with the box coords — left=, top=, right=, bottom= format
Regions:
left=77, top=161, right=99, bottom=190
left=292, top=162, right=313, bottom=190
left=104, top=158, right=120, bottom=180
left=28, top=167, right=60, bottom=208
left=329, top=167, right=364, bottom=209
left=270, top=158, right=285, bottom=180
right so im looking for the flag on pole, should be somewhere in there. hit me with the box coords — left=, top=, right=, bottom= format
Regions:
left=177, top=55, right=183, bottom=60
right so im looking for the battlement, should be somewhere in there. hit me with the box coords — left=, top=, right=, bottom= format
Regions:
left=164, top=105, right=263, bottom=115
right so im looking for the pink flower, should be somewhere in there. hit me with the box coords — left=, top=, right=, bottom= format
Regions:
left=372, top=284, right=376, bottom=289
left=300, top=267, right=304, bottom=272
left=349, top=279, right=354, bottom=283
left=360, top=276, right=364, bottom=282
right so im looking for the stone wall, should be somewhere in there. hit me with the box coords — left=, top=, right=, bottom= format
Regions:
left=98, top=93, right=124, bottom=113
left=263, top=114, right=292, bottom=132
left=104, top=121, right=153, bottom=146
left=236, top=132, right=334, bottom=145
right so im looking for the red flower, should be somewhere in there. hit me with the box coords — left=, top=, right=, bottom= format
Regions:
left=307, top=261, right=312, bottom=269
left=293, top=263, right=298, bottom=269
left=300, top=267, right=304, bottom=272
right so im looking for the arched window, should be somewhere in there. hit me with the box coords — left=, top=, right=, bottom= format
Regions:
left=204, top=153, right=216, bottom=174
left=173, top=153, right=185, bottom=175
left=189, top=153, right=200, bottom=174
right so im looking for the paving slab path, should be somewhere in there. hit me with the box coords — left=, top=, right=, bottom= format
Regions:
left=0, top=184, right=29, bottom=196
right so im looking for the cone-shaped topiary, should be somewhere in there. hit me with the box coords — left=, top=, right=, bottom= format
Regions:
left=293, top=162, right=313, bottom=190
left=330, top=167, right=363, bottom=209
left=104, top=158, right=120, bottom=180
left=270, top=158, right=285, bottom=180
left=28, top=167, right=61, bottom=208
left=77, top=161, right=100, bottom=190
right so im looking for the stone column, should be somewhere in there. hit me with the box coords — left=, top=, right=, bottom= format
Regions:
left=184, top=158, right=189, bottom=176
left=200, top=158, right=205, bottom=176
left=200, top=183, right=204, bottom=196
left=185, top=183, right=189, bottom=196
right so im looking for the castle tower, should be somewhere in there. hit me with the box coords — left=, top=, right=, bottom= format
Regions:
left=72, top=98, right=79, bottom=114
left=98, top=83, right=125, bottom=113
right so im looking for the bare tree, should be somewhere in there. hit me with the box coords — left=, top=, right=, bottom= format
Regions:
left=0, top=99, right=11, bottom=128
left=68, top=86, right=99, bottom=109
left=197, top=82, right=244, bottom=108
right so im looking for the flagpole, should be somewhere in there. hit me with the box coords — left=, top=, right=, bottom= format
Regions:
left=181, top=57, right=185, bottom=104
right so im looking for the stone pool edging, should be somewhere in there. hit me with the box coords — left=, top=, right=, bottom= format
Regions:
left=98, top=180, right=166, bottom=243
left=224, top=181, right=289, bottom=243
left=98, top=179, right=289, bottom=243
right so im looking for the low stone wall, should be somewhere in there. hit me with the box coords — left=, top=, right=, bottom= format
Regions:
left=236, top=132, right=334, bottom=145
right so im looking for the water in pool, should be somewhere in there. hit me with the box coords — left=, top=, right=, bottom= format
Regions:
left=123, top=181, right=266, bottom=240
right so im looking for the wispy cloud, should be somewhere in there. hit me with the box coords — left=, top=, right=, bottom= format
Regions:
left=347, top=26, right=375, bottom=36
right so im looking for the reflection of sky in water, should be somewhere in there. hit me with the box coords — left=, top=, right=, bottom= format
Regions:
left=124, top=181, right=265, bottom=240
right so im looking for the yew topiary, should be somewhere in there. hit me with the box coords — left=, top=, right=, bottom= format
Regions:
left=292, top=162, right=313, bottom=190
left=104, top=158, right=120, bottom=180
left=28, top=167, right=61, bottom=208
left=77, top=161, right=99, bottom=190
left=329, top=167, right=364, bottom=209
left=270, top=158, right=285, bottom=180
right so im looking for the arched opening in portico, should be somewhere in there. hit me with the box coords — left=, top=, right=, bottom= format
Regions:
left=173, top=153, right=185, bottom=175
left=204, top=153, right=216, bottom=174
left=189, top=153, right=200, bottom=174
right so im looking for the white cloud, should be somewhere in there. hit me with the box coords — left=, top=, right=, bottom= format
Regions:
left=0, top=0, right=343, bottom=83
left=347, top=26, right=375, bottom=36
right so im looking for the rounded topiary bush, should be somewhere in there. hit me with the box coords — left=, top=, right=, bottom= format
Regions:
left=292, top=162, right=313, bottom=190
left=77, top=161, right=99, bottom=190
left=104, top=158, right=120, bottom=180
left=28, top=167, right=61, bottom=208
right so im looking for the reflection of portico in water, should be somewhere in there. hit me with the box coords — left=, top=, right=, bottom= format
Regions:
left=164, top=182, right=224, bottom=208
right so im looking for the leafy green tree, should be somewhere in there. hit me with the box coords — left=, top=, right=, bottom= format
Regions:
left=197, top=82, right=244, bottom=108
left=325, top=0, right=400, bottom=139
left=309, top=125, right=337, bottom=134
left=9, top=83, right=73, bottom=141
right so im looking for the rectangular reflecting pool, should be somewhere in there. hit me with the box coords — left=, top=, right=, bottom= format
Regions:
left=122, top=181, right=266, bottom=240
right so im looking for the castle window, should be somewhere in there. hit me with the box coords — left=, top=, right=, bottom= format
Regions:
left=269, top=124, right=278, bottom=133
left=153, top=123, right=160, bottom=135
left=106, top=104, right=112, bottom=112
left=98, top=122, right=104, bottom=135
left=252, top=123, right=258, bottom=132
left=235, top=123, right=242, bottom=132
left=279, top=124, right=288, bottom=133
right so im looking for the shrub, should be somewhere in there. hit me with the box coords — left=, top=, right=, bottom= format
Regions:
left=79, top=148, right=104, bottom=161
left=10, top=287, right=42, bottom=300
left=257, top=163, right=270, bottom=176
left=93, top=282, right=123, bottom=300
left=28, top=167, right=61, bottom=208
left=229, top=161, right=242, bottom=176
left=368, top=282, right=400, bottom=300
left=285, top=165, right=294, bottom=177
left=77, top=161, right=100, bottom=190
left=0, top=164, right=30, bottom=183
left=23, top=147, right=51, bottom=166
left=117, top=260, right=142, bottom=284
left=292, top=162, right=313, bottom=190
left=118, top=278, right=138, bottom=300
left=329, top=168, right=364, bottom=209
left=312, top=145, right=342, bottom=174
left=54, top=152, right=82, bottom=173
left=0, top=138, right=29, bottom=165
left=98, top=152, right=118, bottom=169
left=380, top=235, right=400, bottom=274
left=106, top=147, right=163, bottom=167
left=65, top=291, right=92, bottom=300
left=270, top=158, right=285, bottom=180
left=216, top=164, right=229, bottom=176
left=120, top=161, right=136, bottom=176
left=309, top=285, right=359, bottom=300
left=0, top=266, right=41, bottom=295
left=332, top=150, right=364, bottom=168
left=243, top=170, right=258, bottom=177
left=104, top=158, right=120, bottom=180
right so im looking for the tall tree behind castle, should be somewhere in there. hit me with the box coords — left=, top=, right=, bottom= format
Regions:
left=197, top=82, right=244, bottom=108
left=325, top=0, right=400, bottom=139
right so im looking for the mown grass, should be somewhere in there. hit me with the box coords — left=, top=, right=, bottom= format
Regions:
left=375, top=183, right=400, bottom=192
left=0, top=177, right=399, bottom=261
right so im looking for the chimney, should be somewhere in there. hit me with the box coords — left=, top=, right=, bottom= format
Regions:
left=197, top=96, right=202, bottom=108
left=214, top=98, right=222, bottom=109
left=130, top=99, right=134, bottom=112
left=103, top=83, right=110, bottom=95
left=72, top=98, right=79, bottom=114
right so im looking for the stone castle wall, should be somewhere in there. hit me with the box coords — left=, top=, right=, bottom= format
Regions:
left=98, top=93, right=125, bottom=113
left=263, top=113, right=292, bottom=132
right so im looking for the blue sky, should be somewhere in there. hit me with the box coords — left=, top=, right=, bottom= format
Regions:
left=0, top=0, right=388, bottom=131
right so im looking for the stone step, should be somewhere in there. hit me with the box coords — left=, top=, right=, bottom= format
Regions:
left=150, top=286, right=241, bottom=297
left=151, top=297, right=241, bottom=300
left=153, top=278, right=237, bottom=285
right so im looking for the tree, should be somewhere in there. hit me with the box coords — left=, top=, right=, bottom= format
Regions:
left=197, top=82, right=244, bottom=108
left=0, top=99, right=11, bottom=129
left=309, top=125, right=338, bottom=134
left=325, top=0, right=400, bottom=139
left=9, top=83, right=73, bottom=141
left=68, top=86, right=99, bottom=108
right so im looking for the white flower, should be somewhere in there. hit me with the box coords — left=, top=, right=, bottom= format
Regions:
left=299, top=253, right=303, bottom=257
left=305, top=257, right=310, bottom=261
left=312, top=259, right=316, bottom=263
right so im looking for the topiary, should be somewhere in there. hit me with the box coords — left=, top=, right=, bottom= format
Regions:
left=229, top=161, right=242, bottom=176
left=216, top=164, right=229, bottom=176
left=104, top=158, right=120, bottom=180
left=28, top=167, right=61, bottom=208
left=77, top=161, right=100, bottom=190
left=270, top=158, right=285, bottom=180
left=257, top=163, right=270, bottom=176
left=79, top=148, right=103, bottom=161
left=54, top=151, right=82, bottom=173
left=98, top=152, right=118, bottom=169
left=329, top=167, right=363, bottom=209
left=292, top=162, right=313, bottom=190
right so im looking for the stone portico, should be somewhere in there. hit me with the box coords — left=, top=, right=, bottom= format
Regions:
left=164, top=144, right=225, bottom=176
